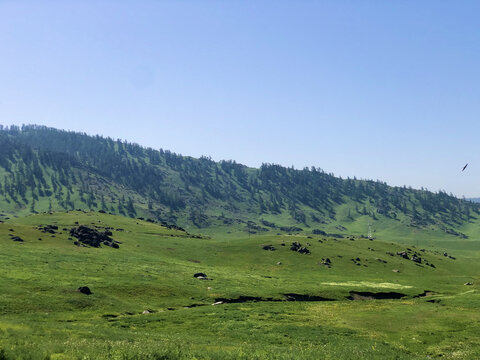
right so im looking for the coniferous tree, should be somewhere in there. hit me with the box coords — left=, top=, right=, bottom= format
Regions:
left=118, top=199, right=125, bottom=215
left=0, top=124, right=477, bottom=230
left=126, top=197, right=136, bottom=217
left=101, top=195, right=107, bottom=210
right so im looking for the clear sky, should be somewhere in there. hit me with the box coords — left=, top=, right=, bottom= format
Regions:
left=1, top=1, right=479, bottom=197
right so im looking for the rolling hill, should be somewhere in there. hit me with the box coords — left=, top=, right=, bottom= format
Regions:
left=0, top=124, right=477, bottom=241
left=2, top=126, right=480, bottom=358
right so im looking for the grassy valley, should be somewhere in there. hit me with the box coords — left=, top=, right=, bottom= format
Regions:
left=1, top=126, right=480, bottom=358
left=1, top=211, right=480, bottom=358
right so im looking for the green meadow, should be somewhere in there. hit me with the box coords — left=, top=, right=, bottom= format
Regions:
left=1, top=211, right=480, bottom=359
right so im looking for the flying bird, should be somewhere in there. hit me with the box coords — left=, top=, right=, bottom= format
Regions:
left=462, top=163, right=468, bottom=171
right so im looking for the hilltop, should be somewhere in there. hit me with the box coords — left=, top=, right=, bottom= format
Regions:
left=0, top=124, right=478, bottom=242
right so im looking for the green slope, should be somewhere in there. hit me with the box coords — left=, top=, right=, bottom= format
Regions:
left=0, top=124, right=478, bottom=245
left=1, top=211, right=480, bottom=358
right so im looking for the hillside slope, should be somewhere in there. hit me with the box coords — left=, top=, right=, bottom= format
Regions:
left=1, top=211, right=480, bottom=359
left=0, top=124, right=478, bottom=239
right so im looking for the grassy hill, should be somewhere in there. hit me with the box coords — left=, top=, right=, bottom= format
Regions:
left=0, top=211, right=480, bottom=359
left=2, top=125, right=480, bottom=358
left=0, top=124, right=478, bottom=242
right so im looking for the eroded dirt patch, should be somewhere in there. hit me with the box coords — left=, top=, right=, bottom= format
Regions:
left=346, top=291, right=406, bottom=300
left=213, top=294, right=334, bottom=305
left=214, top=296, right=272, bottom=304
left=413, top=290, right=436, bottom=298
left=283, top=293, right=333, bottom=301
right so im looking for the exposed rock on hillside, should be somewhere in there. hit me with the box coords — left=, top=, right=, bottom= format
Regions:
left=443, top=252, right=456, bottom=260
left=38, top=225, right=58, bottom=234
left=70, top=226, right=120, bottom=248
left=77, top=286, right=92, bottom=295
left=320, top=258, right=332, bottom=267
left=395, top=248, right=436, bottom=268
left=193, top=272, right=208, bottom=279
left=159, top=222, right=186, bottom=232
left=290, top=242, right=310, bottom=254
left=11, top=235, right=24, bottom=242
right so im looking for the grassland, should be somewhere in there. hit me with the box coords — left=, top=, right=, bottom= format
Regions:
left=1, top=211, right=480, bottom=359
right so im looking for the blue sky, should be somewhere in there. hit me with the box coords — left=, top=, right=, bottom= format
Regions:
left=1, top=1, right=480, bottom=196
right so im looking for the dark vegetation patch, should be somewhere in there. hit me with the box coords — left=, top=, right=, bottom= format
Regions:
left=440, top=226, right=468, bottom=238
left=261, top=220, right=277, bottom=228
left=217, top=215, right=245, bottom=225
left=70, top=226, right=121, bottom=248
left=280, top=226, right=303, bottom=232
left=159, top=222, right=186, bottom=232
left=246, top=221, right=268, bottom=232
left=311, top=229, right=345, bottom=238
